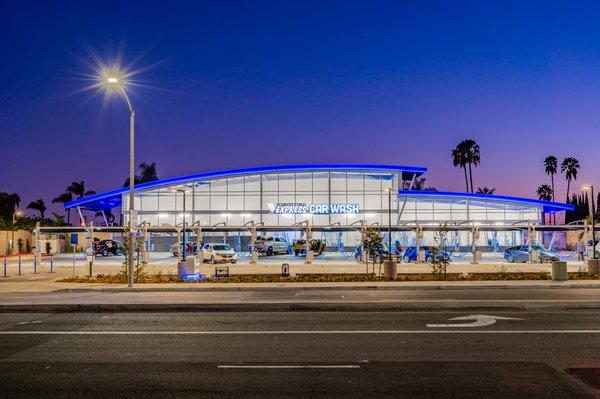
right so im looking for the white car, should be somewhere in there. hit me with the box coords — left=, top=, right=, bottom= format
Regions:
left=202, top=243, right=237, bottom=264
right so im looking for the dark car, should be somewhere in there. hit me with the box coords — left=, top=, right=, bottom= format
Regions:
left=402, top=246, right=450, bottom=263
left=93, top=239, right=123, bottom=257
left=503, top=245, right=559, bottom=263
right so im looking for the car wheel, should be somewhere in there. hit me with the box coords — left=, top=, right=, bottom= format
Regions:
left=101, top=249, right=109, bottom=257
left=507, top=255, right=514, bottom=263
left=402, top=256, right=410, bottom=263
left=425, top=255, right=433, bottom=263
left=266, top=247, right=273, bottom=256
left=294, top=250, right=300, bottom=256
left=373, top=254, right=381, bottom=264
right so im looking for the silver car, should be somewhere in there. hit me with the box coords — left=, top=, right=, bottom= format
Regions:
left=253, top=236, right=289, bottom=256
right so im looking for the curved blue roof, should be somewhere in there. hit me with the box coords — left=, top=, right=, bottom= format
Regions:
left=66, top=164, right=427, bottom=211
left=398, top=190, right=575, bottom=213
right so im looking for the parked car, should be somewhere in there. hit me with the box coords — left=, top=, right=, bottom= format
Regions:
left=503, top=245, right=559, bottom=263
left=170, top=242, right=198, bottom=257
left=93, top=239, right=123, bottom=257
left=201, top=243, right=237, bottom=264
left=253, top=236, right=289, bottom=256
left=587, top=239, right=600, bottom=259
left=354, top=244, right=391, bottom=264
left=292, top=239, right=326, bottom=256
left=402, top=246, right=450, bottom=263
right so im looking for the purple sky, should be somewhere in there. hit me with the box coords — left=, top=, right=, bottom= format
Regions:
left=1, top=1, right=599, bottom=217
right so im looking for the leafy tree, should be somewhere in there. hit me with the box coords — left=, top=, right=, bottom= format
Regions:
left=51, top=212, right=65, bottom=226
left=52, top=192, right=73, bottom=224
left=430, top=224, right=450, bottom=280
left=476, top=186, right=495, bottom=194
left=360, top=227, right=383, bottom=273
left=537, top=185, right=552, bottom=201
left=560, top=157, right=580, bottom=201
left=543, top=156, right=558, bottom=201
left=27, top=198, right=47, bottom=220
left=0, top=192, right=21, bottom=228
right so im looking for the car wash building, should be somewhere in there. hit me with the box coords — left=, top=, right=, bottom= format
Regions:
left=65, top=164, right=574, bottom=249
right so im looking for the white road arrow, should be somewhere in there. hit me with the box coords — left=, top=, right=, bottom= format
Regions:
left=426, top=314, right=524, bottom=328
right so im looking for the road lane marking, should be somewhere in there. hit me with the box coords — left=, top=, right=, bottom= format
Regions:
left=217, top=365, right=360, bottom=369
left=0, top=330, right=599, bottom=335
left=427, top=314, right=524, bottom=328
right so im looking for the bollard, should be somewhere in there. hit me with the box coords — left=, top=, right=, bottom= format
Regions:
left=33, top=258, right=37, bottom=274
left=50, top=256, right=54, bottom=273
left=3, top=258, right=7, bottom=278
left=18, top=256, right=21, bottom=275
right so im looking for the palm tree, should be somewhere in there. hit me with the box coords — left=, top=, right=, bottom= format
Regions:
left=139, top=162, right=158, bottom=182
left=476, top=186, right=496, bottom=194
left=452, top=147, right=469, bottom=192
left=537, top=184, right=553, bottom=201
left=51, top=212, right=65, bottom=226
left=560, top=157, right=581, bottom=201
left=543, top=156, right=558, bottom=201
left=124, top=162, right=159, bottom=187
left=461, top=139, right=480, bottom=193
left=52, top=192, right=73, bottom=224
left=27, top=198, right=47, bottom=220
left=67, top=181, right=95, bottom=199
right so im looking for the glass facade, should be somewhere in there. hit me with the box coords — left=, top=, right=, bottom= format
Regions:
left=123, top=171, right=399, bottom=227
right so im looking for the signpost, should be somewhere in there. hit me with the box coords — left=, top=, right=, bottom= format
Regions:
left=70, top=234, right=78, bottom=277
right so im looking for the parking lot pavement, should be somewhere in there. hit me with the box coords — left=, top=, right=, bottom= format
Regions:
left=1, top=251, right=589, bottom=277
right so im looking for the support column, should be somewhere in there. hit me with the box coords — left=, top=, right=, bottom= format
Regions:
left=305, top=225, right=313, bottom=264
left=471, top=227, right=480, bottom=264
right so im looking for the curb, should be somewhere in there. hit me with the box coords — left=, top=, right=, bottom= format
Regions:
left=2, top=301, right=600, bottom=313
left=52, top=282, right=600, bottom=293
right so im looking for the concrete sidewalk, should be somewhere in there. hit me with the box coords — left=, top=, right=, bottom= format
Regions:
left=1, top=280, right=600, bottom=312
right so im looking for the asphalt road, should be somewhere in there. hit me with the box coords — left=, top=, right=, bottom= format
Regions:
left=0, top=311, right=598, bottom=398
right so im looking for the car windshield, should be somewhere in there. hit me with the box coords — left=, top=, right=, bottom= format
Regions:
left=212, top=245, right=231, bottom=251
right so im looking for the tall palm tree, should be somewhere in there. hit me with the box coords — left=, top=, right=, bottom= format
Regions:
left=27, top=198, right=47, bottom=220
left=476, top=186, right=496, bottom=194
left=461, top=139, right=480, bottom=193
left=67, top=181, right=95, bottom=199
left=124, top=162, right=159, bottom=187
left=139, top=162, right=158, bottom=182
left=543, top=156, right=558, bottom=201
left=537, top=184, right=553, bottom=201
left=52, top=192, right=73, bottom=224
left=452, top=147, right=469, bottom=192
left=560, top=157, right=581, bottom=201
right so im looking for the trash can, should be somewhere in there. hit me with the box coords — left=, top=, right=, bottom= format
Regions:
left=588, top=259, right=600, bottom=275
left=383, top=259, right=397, bottom=280
left=177, top=259, right=196, bottom=279
left=551, top=261, right=568, bottom=281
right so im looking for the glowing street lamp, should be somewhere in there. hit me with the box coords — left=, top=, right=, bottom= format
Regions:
left=101, top=69, right=136, bottom=286
left=11, top=210, right=23, bottom=255
left=583, top=185, right=597, bottom=260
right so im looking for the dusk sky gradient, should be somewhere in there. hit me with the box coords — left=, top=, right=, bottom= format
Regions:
left=1, top=1, right=600, bottom=216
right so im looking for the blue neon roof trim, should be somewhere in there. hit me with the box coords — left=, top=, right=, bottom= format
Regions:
left=65, top=164, right=427, bottom=210
left=398, top=190, right=575, bottom=212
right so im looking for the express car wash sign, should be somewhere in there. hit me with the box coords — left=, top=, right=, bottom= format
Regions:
left=272, top=202, right=360, bottom=215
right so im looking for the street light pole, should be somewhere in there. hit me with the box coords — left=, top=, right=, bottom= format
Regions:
left=177, top=189, right=187, bottom=261
left=386, top=188, right=392, bottom=260
left=585, top=185, right=596, bottom=260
